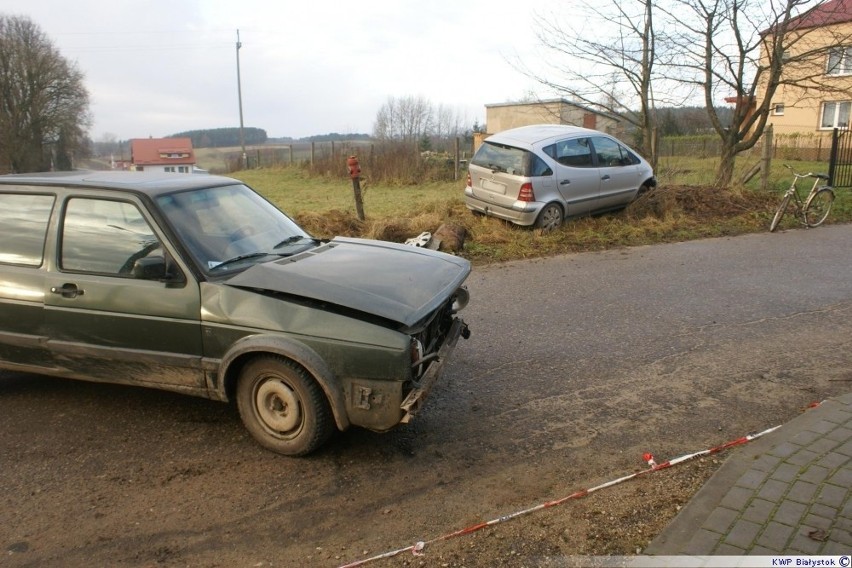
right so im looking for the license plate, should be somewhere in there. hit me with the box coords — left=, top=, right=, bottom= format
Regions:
left=481, top=178, right=506, bottom=194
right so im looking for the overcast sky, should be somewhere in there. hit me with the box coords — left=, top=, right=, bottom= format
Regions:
left=3, top=0, right=548, bottom=141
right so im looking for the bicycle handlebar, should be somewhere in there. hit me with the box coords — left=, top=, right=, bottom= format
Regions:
left=783, top=163, right=829, bottom=180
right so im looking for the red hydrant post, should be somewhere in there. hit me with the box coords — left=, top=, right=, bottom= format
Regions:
left=347, top=155, right=365, bottom=221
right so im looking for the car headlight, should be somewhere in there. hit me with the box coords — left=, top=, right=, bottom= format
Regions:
left=452, top=286, right=469, bottom=313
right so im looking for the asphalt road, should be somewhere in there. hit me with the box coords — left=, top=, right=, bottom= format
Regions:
left=2, top=225, right=851, bottom=567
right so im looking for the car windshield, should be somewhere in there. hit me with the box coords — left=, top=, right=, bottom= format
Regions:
left=155, top=184, right=314, bottom=273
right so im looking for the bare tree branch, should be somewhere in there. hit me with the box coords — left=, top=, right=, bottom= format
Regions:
left=661, top=0, right=852, bottom=186
left=521, top=1, right=664, bottom=167
left=0, top=15, right=90, bottom=173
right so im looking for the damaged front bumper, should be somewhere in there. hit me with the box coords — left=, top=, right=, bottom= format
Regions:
left=400, top=317, right=470, bottom=423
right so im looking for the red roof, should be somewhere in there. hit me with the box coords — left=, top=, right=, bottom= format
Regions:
left=130, top=137, right=195, bottom=166
left=788, top=0, right=852, bottom=30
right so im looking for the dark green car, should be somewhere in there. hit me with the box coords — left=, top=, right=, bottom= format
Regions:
left=0, top=171, right=471, bottom=456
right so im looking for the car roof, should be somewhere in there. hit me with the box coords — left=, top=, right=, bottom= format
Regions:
left=484, top=124, right=603, bottom=148
left=0, top=170, right=240, bottom=198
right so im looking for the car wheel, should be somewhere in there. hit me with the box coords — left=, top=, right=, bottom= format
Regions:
left=236, top=355, right=334, bottom=456
left=535, top=203, right=563, bottom=231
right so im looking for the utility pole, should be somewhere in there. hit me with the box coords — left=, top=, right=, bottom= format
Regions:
left=236, top=29, right=247, bottom=170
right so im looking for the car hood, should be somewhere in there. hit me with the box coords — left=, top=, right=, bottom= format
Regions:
left=225, top=237, right=471, bottom=328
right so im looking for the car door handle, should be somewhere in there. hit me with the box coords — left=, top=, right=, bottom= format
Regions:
left=50, top=283, right=85, bottom=298
left=559, top=180, right=571, bottom=185
left=601, top=175, right=611, bottom=181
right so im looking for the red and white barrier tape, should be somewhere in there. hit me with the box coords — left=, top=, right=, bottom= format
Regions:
left=337, top=423, right=793, bottom=568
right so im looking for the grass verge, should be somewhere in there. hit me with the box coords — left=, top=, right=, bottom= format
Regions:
left=231, top=162, right=851, bottom=265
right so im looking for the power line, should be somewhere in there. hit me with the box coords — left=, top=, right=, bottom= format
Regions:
left=60, top=43, right=233, bottom=53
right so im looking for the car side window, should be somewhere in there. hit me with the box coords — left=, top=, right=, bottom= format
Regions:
left=529, top=153, right=553, bottom=177
left=592, top=136, right=632, bottom=167
left=0, top=193, right=56, bottom=267
left=544, top=138, right=594, bottom=168
left=61, top=198, right=162, bottom=277
left=622, top=149, right=641, bottom=165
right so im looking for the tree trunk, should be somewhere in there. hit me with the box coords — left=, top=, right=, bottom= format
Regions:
left=714, top=144, right=737, bottom=188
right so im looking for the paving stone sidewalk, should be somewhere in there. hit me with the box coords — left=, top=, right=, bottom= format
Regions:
left=646, top=392, right=852, bottom=556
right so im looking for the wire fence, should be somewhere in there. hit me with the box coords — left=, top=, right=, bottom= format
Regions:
left=214, top=139, right=475, bottom=184
left=205, top=132, right=840, bottom=186
left=657, top=133, right=834, bottom=162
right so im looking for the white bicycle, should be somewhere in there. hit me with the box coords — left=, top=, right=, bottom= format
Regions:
left=769, top=164, right=835, bottom=232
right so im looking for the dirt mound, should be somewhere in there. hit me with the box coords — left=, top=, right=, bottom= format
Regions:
left=294, top=209, right=365, bottom=238
left=626, top=185, right=778, bottom=220
left=627, top=185, right=777, bottom=220
left=295, top=209, right=451, bottom=244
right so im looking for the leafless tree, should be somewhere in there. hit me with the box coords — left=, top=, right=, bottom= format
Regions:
left=93, top=132, right=123, bottom=159
left=372, top=95, right=434, bottom=145
left=0, top=15, right=90, bottom=173
left=662, top=0, right=852, bottom=187
left=526, top=0, right=666, bottom=167
left=432, top=104, right=467, bottom=141
left=373, top=97, right=475, bottom=153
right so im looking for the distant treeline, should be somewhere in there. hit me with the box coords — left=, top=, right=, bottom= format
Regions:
left=280, top=132, right=372, bottom=143
left=657, top=106, right=734, bottom=136
left=169, top=127, right=269, bottom=148
left=91, top=106, right=729, bottom=160
left=166, top=128, right=373, bottom=148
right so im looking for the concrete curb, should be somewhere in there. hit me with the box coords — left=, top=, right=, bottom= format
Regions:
left=645, top=392, right=852, bottom=555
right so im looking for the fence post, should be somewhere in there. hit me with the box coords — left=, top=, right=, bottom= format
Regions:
left=828, top=129, right=839, bottom=186
left=761, top=125, right=772, bottom=192
left=454, top=137, right=460, bottom=181
left=347, top=156, right=365, bottom=221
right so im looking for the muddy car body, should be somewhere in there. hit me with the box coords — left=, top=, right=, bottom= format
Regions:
left=0, top=171, right=471, bottom=455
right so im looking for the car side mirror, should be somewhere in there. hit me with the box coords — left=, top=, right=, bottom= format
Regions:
left=133, top=255, right=187, bottom=286
left=132, top=256, right=167, bottom=280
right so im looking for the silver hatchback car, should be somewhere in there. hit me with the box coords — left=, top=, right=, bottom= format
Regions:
left=464, top=124, right=656, bottom=230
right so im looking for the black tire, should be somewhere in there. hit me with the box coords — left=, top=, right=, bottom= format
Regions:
left=769, top=193, right=792, bottom=232
left=535, top=203, right=564, bottom=231
left=236, top=356, right=334, bottom=456
left=804, top=188, right=834, bottom=228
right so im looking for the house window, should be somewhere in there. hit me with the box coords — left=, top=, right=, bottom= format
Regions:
left=826, top=46, right=852, bottom=75
left=164, top=166, right=175, bottom=172
left=820, top=101, right=851, bottom=129
left=773, top=103, right=785, bottom=116
left=178, top=166, right=189, bottom=173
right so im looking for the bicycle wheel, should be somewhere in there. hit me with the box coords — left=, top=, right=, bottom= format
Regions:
left=769, top=192, right=792, bottom=232
left=804, top=188, right=834, bottom=227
